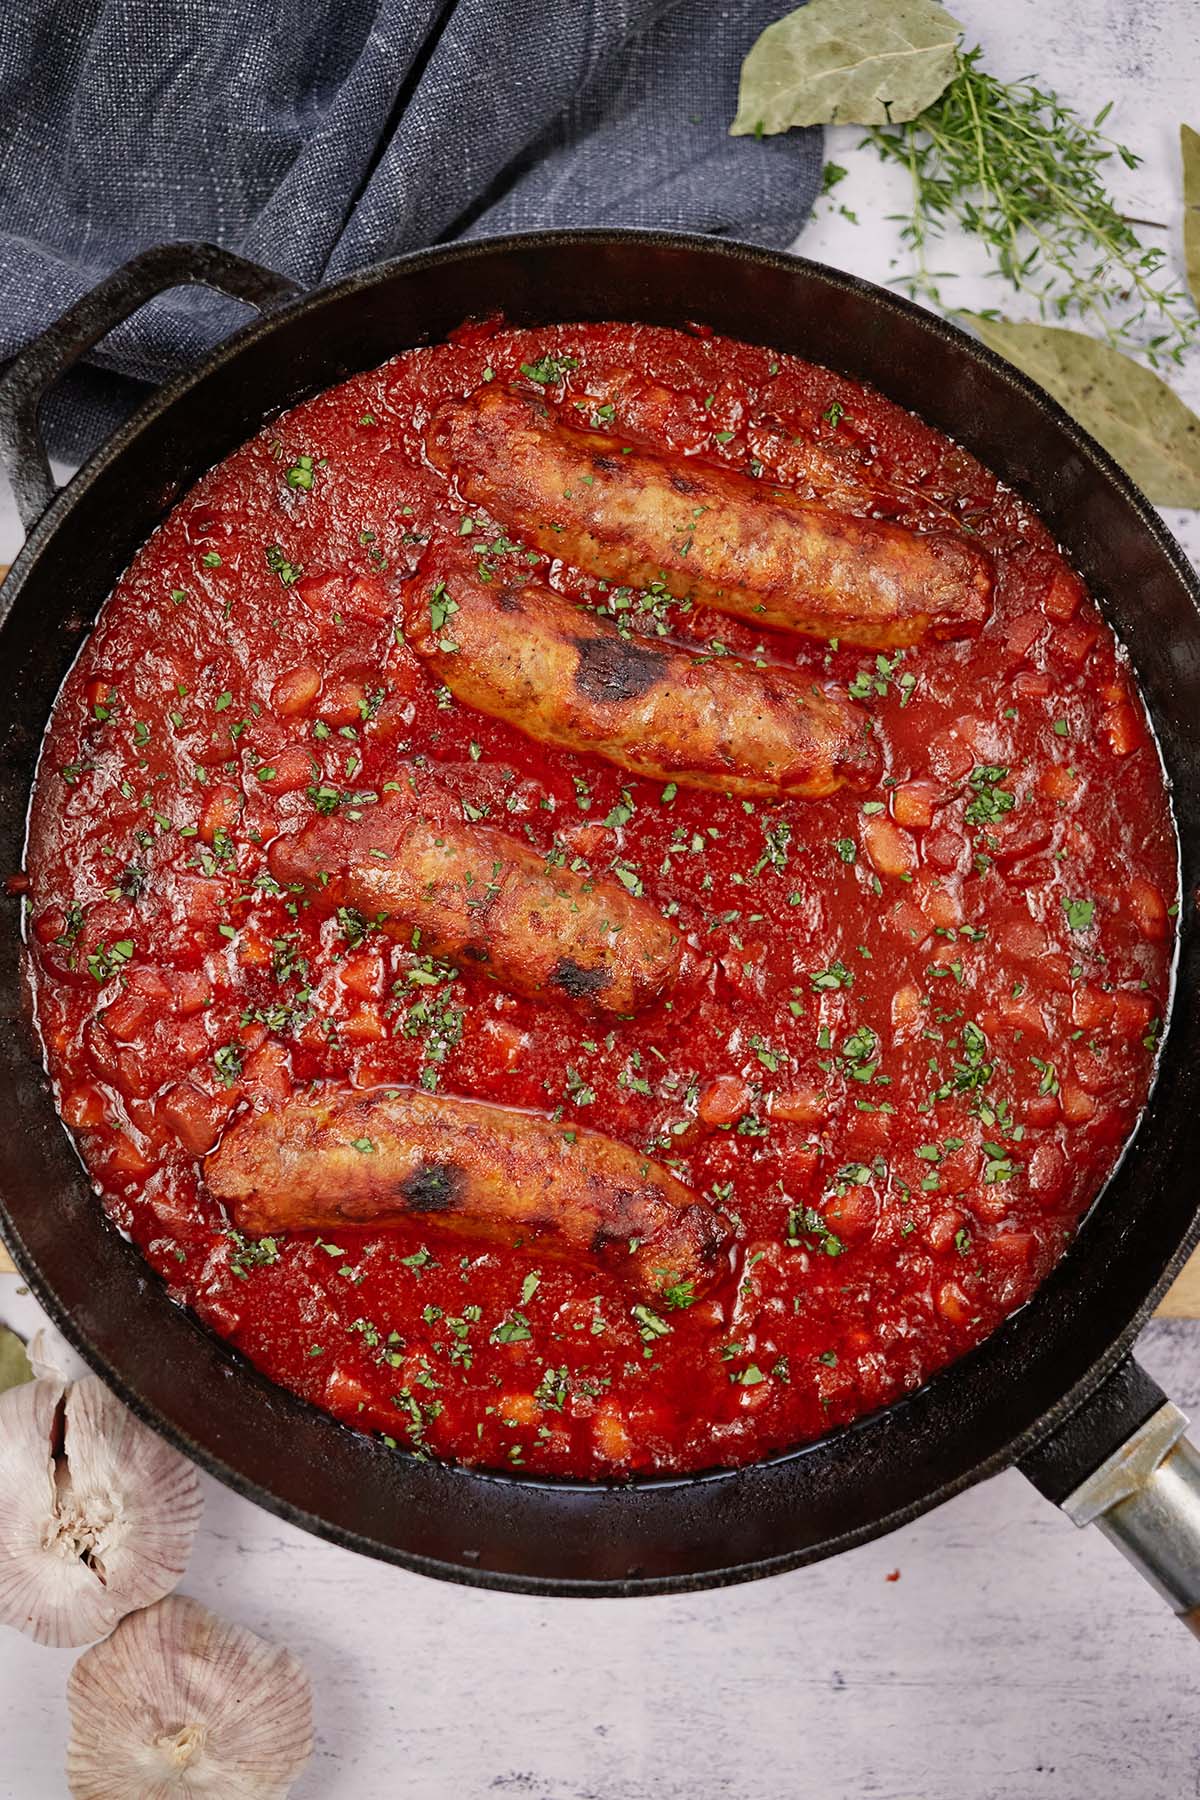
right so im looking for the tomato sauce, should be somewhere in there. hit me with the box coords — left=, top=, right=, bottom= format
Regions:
left=23, top=320, right=1177, bottom=1477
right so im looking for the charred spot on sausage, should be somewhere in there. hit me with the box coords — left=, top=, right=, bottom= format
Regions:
left=550, top=956, right=612, bottom=999
left=685, top=1204, right=728, bottom=1263
left=572, top=635, right=666, bottom=705
left=590, top=1187, right=647, bottom=1252
left=397, top=1160, right=464, bottom=1213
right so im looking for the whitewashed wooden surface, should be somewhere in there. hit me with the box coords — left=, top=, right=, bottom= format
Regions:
left=3, top=2, right=1200, bottom=1793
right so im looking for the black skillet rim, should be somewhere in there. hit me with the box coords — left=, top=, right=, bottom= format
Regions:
left=1, top=227, right=1197, bottom=1595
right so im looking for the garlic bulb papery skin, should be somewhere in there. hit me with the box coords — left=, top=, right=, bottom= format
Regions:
left=27, top=1322, right=90, bottom=1383
left=0, top=1374, right=201, bottom=1646
left=67, top=1593, right=314, bottom=1799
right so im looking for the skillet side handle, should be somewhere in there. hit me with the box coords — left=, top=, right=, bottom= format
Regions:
left=0, top=242, right=302, bottom=535
left=1021, top=1357, right=1200, bottom=1636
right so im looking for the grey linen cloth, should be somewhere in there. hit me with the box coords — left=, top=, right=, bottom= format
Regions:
left=0, top=0, right=821, bottom=459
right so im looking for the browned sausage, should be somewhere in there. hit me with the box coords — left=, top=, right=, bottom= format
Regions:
left=399, top=554, right=878, bottom=799
left=570, top=369, right=960, bottom=522
left=205, top=1085, right=729, bottom=1302
left=425, top=387, right=991, bottom=648
left=269, top=780, right=680, bottom=1014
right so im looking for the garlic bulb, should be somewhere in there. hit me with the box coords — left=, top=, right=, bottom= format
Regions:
left=0, top=1374, right=201, bottom=1646
left=67, top=1593, right=314, bottom=1799
left=27, top=1321, right=90, bottom=1383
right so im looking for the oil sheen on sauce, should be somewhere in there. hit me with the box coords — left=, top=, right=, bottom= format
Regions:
left=24, top=320, right=1177, bottom=1478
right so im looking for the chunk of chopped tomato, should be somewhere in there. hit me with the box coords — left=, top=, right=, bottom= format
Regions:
left=698, top=1074, right=752, bottom=1127
left=199, top=783, right=241, bottom=844
left=1126, top=877, right=1168, bottom=941
left=159, top=1079, right=238, bottom=1156
left=862, top=814, right=916, bottom=879
left=256, top=745, right=317, bottom=793
left=892, top=780, right=939, bottom=830
left=271, top=664, right=322, bottom=715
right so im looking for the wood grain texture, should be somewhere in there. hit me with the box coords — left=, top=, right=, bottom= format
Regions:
left=1, top=6, right=1198, bottom=1794
left=2, top=1288, right=1200, bottom=1800
left=1156, top=1251, right=1200, bottom=1318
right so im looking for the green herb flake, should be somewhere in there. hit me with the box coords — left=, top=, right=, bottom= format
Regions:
left=519, top=352, right=580, bottom=386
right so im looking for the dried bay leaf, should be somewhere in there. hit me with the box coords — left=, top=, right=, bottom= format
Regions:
left=1183, top=124, right=1200, bottom=311
left=0, top=1325, right=32, bottom=1394
left=963, top=316, right=1200, bottom=509
left=731, top=0, right=961, bottom=134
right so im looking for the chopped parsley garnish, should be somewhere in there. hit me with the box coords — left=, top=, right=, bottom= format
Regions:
left=115, top=863, right=147, bottom=901
left=396, top=960, right=464, bottom=1089
left=306, top=783, right=344, bottom=815
left=1031, top=1056, right=1059, bottom=1096
left=428, top=579, right=460, bottom=652
left=564, top=1065, right=597, bottom=1107
left=212, top=1042, right=244, bottom=1087
left=750, top=1035, right=785, bottom=1072
left=786, top=1205, right=845, bottom=1257
left=604, top=791, right=636, bottom=829
left=631, top=1304, right=671, bottom=1342
left=849, top=648, right=915, bottom=705
left=87, top=939, right=134, bottom=982
left=659, top=1274, right=697, bottom=1310
left=841, top=1024, right=879, bottom=1080
left=227, top=1231, right=281, bottom=1276
left=520, top=352, right=580, bottom=385
left=491, top=1312, right=533, bottom=1344
left=810, top=959, right=853, bottom=992
left=964, top=765, right=1015, bottom=827
left=265, top=544, right=303, bottom=586
left=751, top=818, right=792, bottom=877
left=336, top=906, right=374, bottom=949
left=1062, top=896, right=1096, bottom=931
left=982, top=1144, right=1019, bottom=1184
left=533, top=1365, right=569, bottom=1411
left=730, top=1363, right=766, bottom=1386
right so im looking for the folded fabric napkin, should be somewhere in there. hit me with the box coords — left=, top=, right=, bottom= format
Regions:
left=0, top=0, right=820, bottom=460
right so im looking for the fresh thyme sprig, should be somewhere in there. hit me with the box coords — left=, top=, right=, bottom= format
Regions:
left=864, top=48, right=1198, bottom=367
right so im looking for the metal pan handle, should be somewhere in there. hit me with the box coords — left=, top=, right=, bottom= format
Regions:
left=1022, top=1356, right=1200, bottom=1634
left=0, top=242, right=301, bottom=534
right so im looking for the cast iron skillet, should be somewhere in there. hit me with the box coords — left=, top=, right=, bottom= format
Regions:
left=1, top=232, right=1199, bottom=1608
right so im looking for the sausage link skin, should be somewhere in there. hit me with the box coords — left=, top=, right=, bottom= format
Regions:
left=205, top=1086, right=729, bottom=1301
left=426, top=388, right=992, bottom=649
left=400, top=558, right=878, bottom=799
left=574, top=370, right=960, bottom=522
left=270, top=784, right=680, bottom=1014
